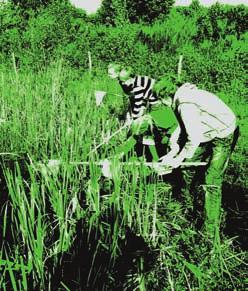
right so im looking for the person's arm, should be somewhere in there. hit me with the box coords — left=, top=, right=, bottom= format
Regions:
left=114, top=136, right=137, bottom=157
left=161, top=104, right=202, bottom=168
left=132, top=104, right=146, bottom=119
left=177, top=103, right=202, bottom=158
left=167, top=125, right=181, bottom=157
left=158, top=125, right=180, bottom=163
left=131, top=76, right=155, bottom=119
left=118, top=78, right=142, bottom=120
left=146, top=79, right=157, bottom=105
left=114, top=114, right=152, bottom=158
left=150, top=106, right=180, bottom=159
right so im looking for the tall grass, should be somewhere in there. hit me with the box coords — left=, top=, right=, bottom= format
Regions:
left=0, top=62, right=247, bottom=290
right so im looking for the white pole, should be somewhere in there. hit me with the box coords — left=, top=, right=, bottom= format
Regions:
left=69, top=161, right=207, bottom=167
left=12, top=52, right=18, bottom=81
left=88, top=51, right=92, bottom=73
left=177, top=55, right=183, bottom=82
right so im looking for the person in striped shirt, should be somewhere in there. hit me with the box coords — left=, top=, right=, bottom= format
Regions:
left=108, top=63, right=159, bottom=121
left=107, top=63, right=180, bottom=162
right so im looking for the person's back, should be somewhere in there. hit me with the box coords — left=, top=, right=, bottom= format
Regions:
left=174, top=83, right=236, bottom=141
left=120, top=75, right=158, bottom=119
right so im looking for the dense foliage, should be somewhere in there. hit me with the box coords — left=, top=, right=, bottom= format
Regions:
left=98, top=0, right=175, bottom=24
left=0, top=1, right=247, bottom=290
left=1, top=1, right=247, bottom=78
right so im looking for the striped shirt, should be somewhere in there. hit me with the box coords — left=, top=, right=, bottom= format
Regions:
left=119, top=75, right=158, bottom=119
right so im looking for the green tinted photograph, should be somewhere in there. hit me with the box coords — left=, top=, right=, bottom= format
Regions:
left=0, top=0, right=247, bottom=290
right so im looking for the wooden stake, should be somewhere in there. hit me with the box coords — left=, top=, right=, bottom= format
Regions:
left=88, top=51, right=92, bottom=73
left=11, top=52, right=18, bottom=81
left=177, top=55, right=183, bottom=82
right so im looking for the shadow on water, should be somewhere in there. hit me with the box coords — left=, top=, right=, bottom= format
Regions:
left=47, top=217, right=156, bottom=291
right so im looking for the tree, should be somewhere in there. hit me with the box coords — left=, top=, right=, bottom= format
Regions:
left=97, top=0, right=174, bottom=25
left=96, top=0, right=128, bottom=26
left=126, top=0, right=174, bottom=23
left=10, top=0, right=70, bottom=12
left=189, top=0, right=201, bottom=11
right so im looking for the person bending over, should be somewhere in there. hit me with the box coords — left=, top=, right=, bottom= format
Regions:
left=153, top=76, right=239, bottom=241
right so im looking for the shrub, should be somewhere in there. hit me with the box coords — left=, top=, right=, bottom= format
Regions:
left=139, top=10, right=197, bottom=53
left=0, top=3, right=23, bottom=57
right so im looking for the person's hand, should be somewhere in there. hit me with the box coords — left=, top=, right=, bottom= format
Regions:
left=101, top=159, right=112, bottom=178
left=153, top=162, right=173, bottom=175
left=159, top=155, right=181, bottom=169
left=124, top=113, right=133, bottom=127
left=168, top=158, right=181, bottom=169
left=101, top=157, right=121, bottom=179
